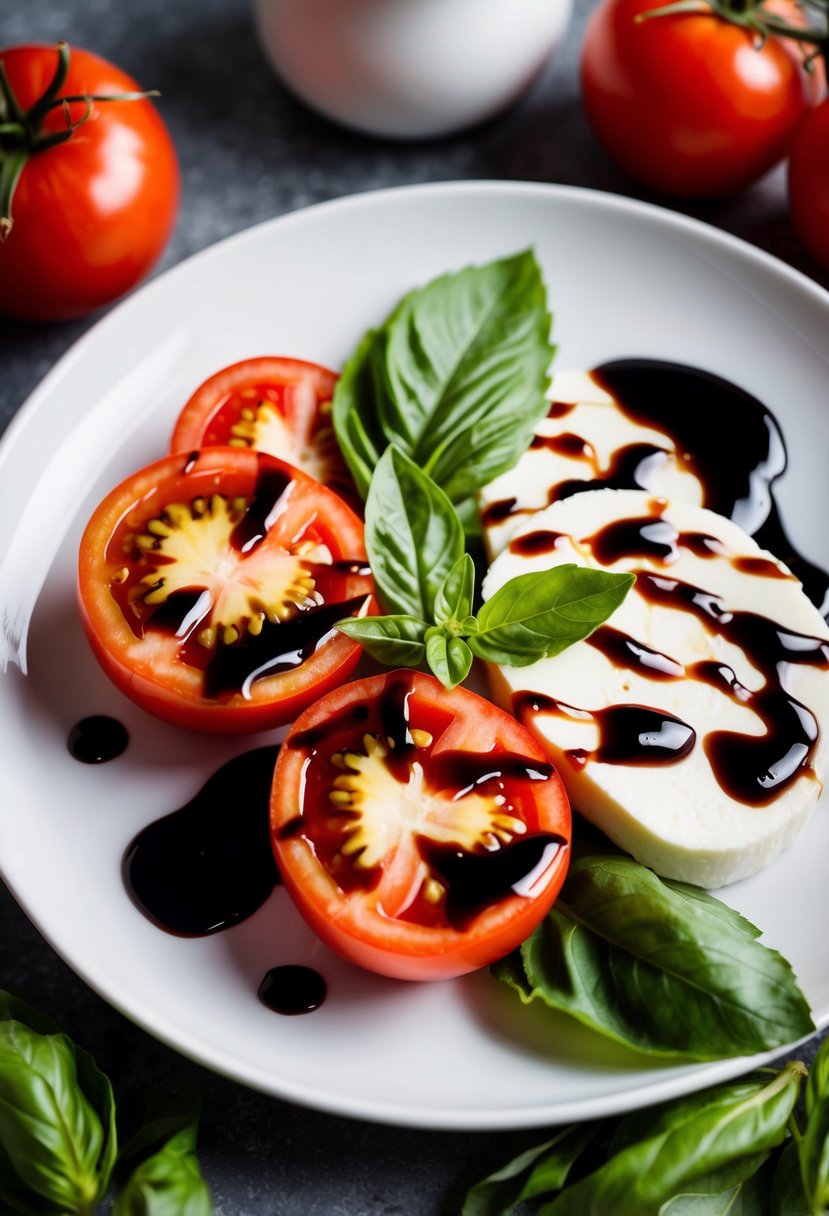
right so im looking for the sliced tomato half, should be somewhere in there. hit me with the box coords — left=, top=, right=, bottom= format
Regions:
left=78, top=448, right=374, bottom=733
left=271, top=671, right=571, bottom=980
left=169, top=357, right=358, bottom=507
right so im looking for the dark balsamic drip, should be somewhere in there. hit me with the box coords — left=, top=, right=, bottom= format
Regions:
left=421, top=834, right=566, bottom=932
left=508, top=530, right=566, bottom=557
left=593, top=360, right=829, bottom=617
left=427, top=750, right=553, bottom=792
left=480, top=495, right=520, bottom=528
left=588, top=515, right=678, bottom=565
left=328, top=559, right=372, bottom=577
left=547, top=400, right=575, bottom=419
left=258, top=965, right=326, bottom=1015
left=146, top=588, right=211, bottom=639
left=290, top=701, right=371, bottom=750
left=553, top=443, right=671, bottom=504
left=530, top=432, right=593, bottom=459
left=201, top=594, right=370, bottom=698
left=379, top=673, right=416, bottom=766
left=732, top=555, right=790, bottom=579
left=183, top=451, right=199, bottom=473
left=586, top=626, right=685, bottom=680
left=512, top=692, right=696, bottom=768
left=638, top=571, right=829, bottom=803
left=230, top=461, right=293, bottom=553
left=68, top=716, right=129, bottom=764
left=123, top=746, right=280, bottom=936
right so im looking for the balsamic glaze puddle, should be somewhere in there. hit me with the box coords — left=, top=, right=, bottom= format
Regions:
left=68, top=716, right=129, bottom=764
left=258, top=965, right=327, bottom=1015
left=123, top=746, right=280, bottom=936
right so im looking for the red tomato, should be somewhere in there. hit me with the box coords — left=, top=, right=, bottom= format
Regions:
left=788, top=98, right=829, bottom=270
left=0, top=43, right=179, bottom=320
left=580, top=0, right=818, bottom=198
left=271, top=670, right=571, bottom=981
left=170, top=357, right=358, bottom=507
left=78, top=448, right=375, bottom=733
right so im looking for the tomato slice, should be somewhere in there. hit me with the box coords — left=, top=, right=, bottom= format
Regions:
left=78, top=448, right=374, bottom=733
left=271, top=671, right=571, bottom=980
left=169, top=357, right=358, bottom=507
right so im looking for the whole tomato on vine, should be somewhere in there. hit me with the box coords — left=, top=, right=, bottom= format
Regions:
left=580, top=0, right=825, bottom=198
left=0, top=41, right=179, bottom=320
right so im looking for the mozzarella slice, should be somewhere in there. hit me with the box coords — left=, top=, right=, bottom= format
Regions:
left=481, top=488, right=829, bottom=888
left=479, top=369, right=704, bottom=559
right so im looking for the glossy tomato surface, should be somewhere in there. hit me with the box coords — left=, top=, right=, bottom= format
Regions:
left=170, top=357, right=357, bottom=506
left=0, top=44, right=179, bottom=320
left=271, top=670, right=572, bottom=981
left=580, top=0, right=817, bottom=198
left=788, top=98, right=829, bottom=270
left=78, top=448, right=374, bottom=733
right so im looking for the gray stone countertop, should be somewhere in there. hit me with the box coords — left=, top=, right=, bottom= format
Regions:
left=1, top=1, right=827, bottom=1213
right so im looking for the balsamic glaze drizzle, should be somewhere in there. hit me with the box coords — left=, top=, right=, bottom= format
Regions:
left=258, top=965, right=327, bottom=1015
left=68, top=716, right=129, bottom=764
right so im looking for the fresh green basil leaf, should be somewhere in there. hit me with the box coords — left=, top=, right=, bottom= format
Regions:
left=799, top=1033, right=829, bottom=1213
left=335, top=614, right=427, bottom=667
left=332, top=251, right=554, bottom=508
left=468, top=566, right=635, bottom=666
left=425, top=631, right=473, bottom=688
left=434, top=554, right=476, bottom=626
left=771, top=1140, right=811, bottom=1216
left=331, top=328, right=386, bottom=500
left=538, top=1066, right=802, bottom=1216
left=0, top=993, right=60, bottom=1038
left=660, top=1154, right=774, bottom=1214
left=462, top=1123, right=597, bottom=1216
left=113, top=1120, right=211, bottom=1216
left=0, top=1018, right=113, bottom=1215
left=365, top=446, right=464, bottom=619
left=499, top=852, right=814, bottom=1060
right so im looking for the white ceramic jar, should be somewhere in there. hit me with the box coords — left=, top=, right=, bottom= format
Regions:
left=253, top=0, right=573, bottom=140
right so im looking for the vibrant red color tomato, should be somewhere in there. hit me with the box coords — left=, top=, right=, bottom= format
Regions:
left=788, top=98, right=829, bottom=270
left=78, top=447, right=375, bottom=733
left=580, top=0, right=818, bottom=198
left=0, top=43, right=179, bottom=320
left=271, top=670, right=572, bottom=981
left=170, top=357, right=358, bottom=507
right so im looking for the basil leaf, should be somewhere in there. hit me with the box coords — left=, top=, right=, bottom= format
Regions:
left=799, top=1033, right=829, bottom=1213
left=771, top=1140, right=811, bottom=1216
left=497, top=852, right=814, bottom=1059
left=117, top=1082, right=201, bottom=1163
left=113, top=1119, right=211, bottom=1216
left=425, top=630, right=473, bottom=689
left=538, top=1066, right=802, bottom=1216
left=434, top=554, right=476, bottom=626
left=365, top=446, right=464, bottom=619
left=660, top=1155, right=774, bottom=1214
left=468, top=566, right=635, bottom=666
left=462, top=1123, right=597, bottom=1216
left=332, top=251, right=554, bottom=506
left=0, top=1017, right=114, bottom=1215
left=331, top=329, right=385, bottom=500
left=335, top=614, right=427, bottom=667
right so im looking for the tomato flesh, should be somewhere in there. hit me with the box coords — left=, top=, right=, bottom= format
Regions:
left=170, top=357, right=358, bottom=508
left=788, top=98, right=829, bottom=271
left=78, top=448, right=374, bottom=733
left=271, top=671, right=571, bottom=980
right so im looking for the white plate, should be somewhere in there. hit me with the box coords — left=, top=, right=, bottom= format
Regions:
left=1, top=181, right=828, bottom=1131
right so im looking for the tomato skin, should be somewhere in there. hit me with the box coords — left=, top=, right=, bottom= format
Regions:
left=78, top=448, right=374, bottom=734
left=788, top=98, right=829, bottom=270
left=0, top=44, right=179, bottom=321
left=580, top=0, right=816, bottom=198
left=271, top=671, right=572, bottom=981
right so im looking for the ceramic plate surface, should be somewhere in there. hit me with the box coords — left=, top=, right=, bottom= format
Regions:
left=1, top=182, right=828, bottom=1130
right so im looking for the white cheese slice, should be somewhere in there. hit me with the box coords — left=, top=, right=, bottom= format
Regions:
left=481, top=488, right=829, bottom=888
left=479, top=369, right=704, bottom=560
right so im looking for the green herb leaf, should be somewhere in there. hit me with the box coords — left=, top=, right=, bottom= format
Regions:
left=425, top=630, right=473, bottom=688
left=462, top=1123, right=597, bottom=1216
left=799, top=1033, right=829, bottom=1213
left=335, top=614, right=428, bottom=667
left=332, top=251, right=554, bottom=507
left=658, top=1154, right=775, bottom=1214
left=771, top=1140, right=811, bottom=1216
left=365, top=446, right=464, bottom=619
left=537, top=1067, right=802, bottom=1216
left=113, top=1119, right=212, bottom=1216
left=434, top=553, right=476, bottom=626
left=494, top=853, right=815, bottom=1060
left=468, top=567, right=635, bottom=666
left=0, top=1010, right=115, bottom=1216
left=117, top=1081, right=201, bottom=1163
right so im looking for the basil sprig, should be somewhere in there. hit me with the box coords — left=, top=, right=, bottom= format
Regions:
left=0, top=991, right=212, bottom=1216
left=494, top=848, right=815, bottom=1061
left=336, top=447, right=634, bottom=687
left=332, top=250, right=555, bottom=519
left=464, top=1064, right=812, bottom=1216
